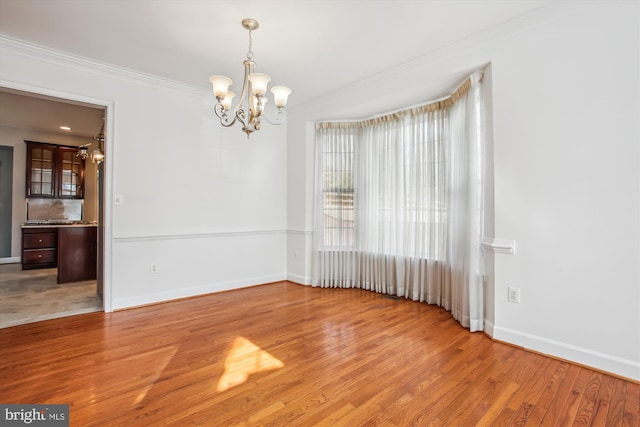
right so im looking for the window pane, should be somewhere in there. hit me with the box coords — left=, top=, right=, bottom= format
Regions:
left=321, top=135, right=355, bottom=249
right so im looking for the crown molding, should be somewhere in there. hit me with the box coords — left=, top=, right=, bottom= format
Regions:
left=0, top=35, right=210, bottom=99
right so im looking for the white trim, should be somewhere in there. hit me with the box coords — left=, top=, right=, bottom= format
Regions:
left=287, top=273, right=311, bottom=285
left=0, top=35, right=208, bottom=98
left=112, top=274, right=286, bottom=310
left=483, top=319, right=495, bottom=337
left=0, top=257, right=21, bottom=264
left=113, top=228, right=287, bottom=243
left=102, top=101, right=115, bottom=313
left=0, top=79, right=115, bottom=116
left=287, top=227, right=313, bottom=236
left=493, top=325, right=640, bottom=382
left=482, top=237, right=516, bottom=254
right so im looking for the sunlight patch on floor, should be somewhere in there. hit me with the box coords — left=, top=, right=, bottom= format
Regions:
left=217, top=336, right=284, bottom=392
left=132, top=345, right=178, bottom=405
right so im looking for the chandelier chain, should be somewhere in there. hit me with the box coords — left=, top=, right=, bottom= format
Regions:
left=246, top=29, right=254, bottom=60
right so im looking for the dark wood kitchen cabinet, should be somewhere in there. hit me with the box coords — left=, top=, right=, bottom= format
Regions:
left=26, top=143, right=55, bottom=197
left=58, top=147, right=84, bottom=198
left=58, top=226, right=97, bottom=283
left=22, top=227, right=58, bottom=269
left=22, top=226, right=97, bottom=283
left=26, top=141, right=85, bottom=199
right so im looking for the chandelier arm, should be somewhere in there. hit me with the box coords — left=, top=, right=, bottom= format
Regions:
left=262, top=109, right=286, bottom=126
left=231, top=60, right=254, bottom=116
left=214, top=103, right=238, bottom=127
left=236, top=108, right=248, bottom=127
left=216, top=60, right=255, bottom=130
left=236, top=108, right=257, bottom=135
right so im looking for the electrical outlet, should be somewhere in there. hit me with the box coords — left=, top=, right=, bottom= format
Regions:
left=507, top=286, right=521, bottom=303
left=150, top=263, right=158, bottom=274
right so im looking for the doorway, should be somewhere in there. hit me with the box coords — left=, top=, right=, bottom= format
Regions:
left=0, top=84, right=113, bottom=325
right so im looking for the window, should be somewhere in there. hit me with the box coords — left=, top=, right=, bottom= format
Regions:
left=312, top=71, right=486, bottom=332
left=320, top=131, right=355, bottom=249
left=316, top=116, right=448, bottom=260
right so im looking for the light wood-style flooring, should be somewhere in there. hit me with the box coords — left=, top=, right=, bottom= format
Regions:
left=0, top=263, right=102, bottom=329
left=0, top=281, right=637, bottom=426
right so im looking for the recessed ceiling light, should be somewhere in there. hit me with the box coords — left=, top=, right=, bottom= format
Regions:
left=60, top=126, right=72, bottom=131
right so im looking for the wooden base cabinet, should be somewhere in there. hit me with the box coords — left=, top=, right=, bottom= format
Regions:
left=57, top=226, right=97, bottom=283
left=22, top=226, right=98, bottom=283
left=22, top=228, right=57, bottom=270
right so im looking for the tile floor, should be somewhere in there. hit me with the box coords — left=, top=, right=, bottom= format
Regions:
left=0, top=263, right=102, bottom=329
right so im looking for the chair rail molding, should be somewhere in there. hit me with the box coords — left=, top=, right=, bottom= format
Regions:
left=482, top=237, right=516, bottom=254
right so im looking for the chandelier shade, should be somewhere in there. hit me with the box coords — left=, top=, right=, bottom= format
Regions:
left=220, top=91, right=235, bottom=110
left=247, top=73, right=271, bottom=96
left=209, top=18, right=291, bottom=138
left=271, top=86, right=292, bottom=108
left=209, top=75, right=233, bottom=99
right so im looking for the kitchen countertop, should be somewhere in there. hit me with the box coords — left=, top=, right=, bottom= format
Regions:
left=22, top=222, right=98, bottom=228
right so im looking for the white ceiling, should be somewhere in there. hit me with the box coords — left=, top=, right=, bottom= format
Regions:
left=0, top=0, right=556, bottom=134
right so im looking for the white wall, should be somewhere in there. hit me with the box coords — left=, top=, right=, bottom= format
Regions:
left=0, top=37, right=288, bottom=310
left=286, top=1, right=639, bottom=380
left=0, top=125, right=98, bottom=258
left=1, top=1, right=637, bottom=381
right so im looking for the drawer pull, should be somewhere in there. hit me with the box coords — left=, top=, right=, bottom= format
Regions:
left=39, top=239, right=43, bottom=243
left=38, top=254, right=42, bottom=258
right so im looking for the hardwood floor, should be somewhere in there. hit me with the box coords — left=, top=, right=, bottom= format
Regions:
left=0, top=281, right=637, bottom=426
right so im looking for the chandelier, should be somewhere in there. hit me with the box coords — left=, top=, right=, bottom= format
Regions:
left=209, top=18, right=291, bottom=138
left=77, top=119, right=105, bottom=164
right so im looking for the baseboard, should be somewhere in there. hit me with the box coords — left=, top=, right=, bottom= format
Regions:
left=286, top=273, right=311, bottom=285
left=0, top=257, right=21, bottom=264
left=492, top=325, right=639, bottom=382
left=112, top=274, right=287, bottom=311
left=483, top=319, right=495, bottom=337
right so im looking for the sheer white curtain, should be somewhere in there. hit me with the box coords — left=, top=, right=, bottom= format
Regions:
left=446, top=72, right=485, bottom=331
left=312, top=71, right=485, bottom=331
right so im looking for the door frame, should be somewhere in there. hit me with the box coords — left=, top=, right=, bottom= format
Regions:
left=1, top=79, right=115, bottom=312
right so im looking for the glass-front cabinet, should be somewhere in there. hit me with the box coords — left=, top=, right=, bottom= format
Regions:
left=26, top=141, right=85, bottom=199
left=27, top=144, right=55, bottom=197
left=59, top=147, right=84, bottom=198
